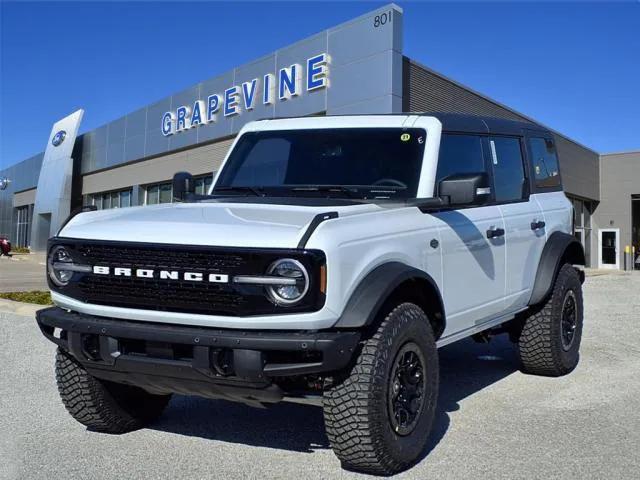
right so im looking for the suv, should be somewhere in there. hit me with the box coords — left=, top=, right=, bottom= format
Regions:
left=37, top=113, right=585, bottom=475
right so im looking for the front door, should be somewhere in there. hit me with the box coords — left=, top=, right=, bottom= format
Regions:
left=432, top=133, right=506, bottom=334
left=599, top=229, right=620, bottom=269
left=435, top=206, right=507, bottom=333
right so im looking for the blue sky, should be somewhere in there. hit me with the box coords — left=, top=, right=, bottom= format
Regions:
left=1, top=1, right=639, bottom=169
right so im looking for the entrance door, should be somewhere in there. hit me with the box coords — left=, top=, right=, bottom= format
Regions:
left=599, top=229, right=620, bottom=269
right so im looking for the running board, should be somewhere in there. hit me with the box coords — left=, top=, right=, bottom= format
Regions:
left=435, top=308, right=527, bottom=348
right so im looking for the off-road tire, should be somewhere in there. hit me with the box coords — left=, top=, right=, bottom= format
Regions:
left=55, top=348, right=171, bottom=433
left=323, top=303, right=439, bottom=475
left=518, top=263, right=583, bottom=376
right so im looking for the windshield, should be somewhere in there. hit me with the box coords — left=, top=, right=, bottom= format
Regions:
left=214, top=128, right=427, bottom=199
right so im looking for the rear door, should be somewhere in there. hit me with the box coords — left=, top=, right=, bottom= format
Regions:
left=487, top=135, right=546, bottom=311
left=432, top=133, right=506, bottom=334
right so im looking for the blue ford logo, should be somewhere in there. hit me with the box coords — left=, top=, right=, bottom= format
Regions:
left=0, top=177, right=9, bottom=191
left=52, top=130, right=67, bottom=147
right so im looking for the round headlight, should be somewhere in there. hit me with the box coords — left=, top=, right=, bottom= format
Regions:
left=48, top=246, right=74, bottom=286
left=266, top=258, right=309, bottom=305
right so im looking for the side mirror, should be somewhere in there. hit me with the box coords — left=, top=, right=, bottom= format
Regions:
left=172, top=171, right=195, bottom=202
left=438, top=172, right=491, bottom=206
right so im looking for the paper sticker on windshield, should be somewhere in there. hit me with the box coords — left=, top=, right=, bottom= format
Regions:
left=400, top=133, right=411, bottom=142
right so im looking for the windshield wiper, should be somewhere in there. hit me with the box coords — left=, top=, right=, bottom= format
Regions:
left=213, top=186, right=264, bottom=197
left=290, top=185, right=360, bottom=198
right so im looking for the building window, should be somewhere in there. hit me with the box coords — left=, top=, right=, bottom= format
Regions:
left=146, top=182, right=172, bottom=205
left=194, top=175, right=213, bottom=195
left=146, top=175, right=213, bottom=205
left=15, top=204, right=33, bottom=248
left=87, top=188, right=134, bottom=210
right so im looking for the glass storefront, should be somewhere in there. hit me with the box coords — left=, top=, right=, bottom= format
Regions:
left=88, top=188, right=134, bottom=210
left=146, top=175, right=213, bottom=205
left=14, top=204, right=33, bottom=248
left=569, top=195, right=592, bottom=267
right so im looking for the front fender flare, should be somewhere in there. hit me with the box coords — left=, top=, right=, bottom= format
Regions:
left=529, top=231, right=585, bottom=306
left=333, top=262, right=445, bottom=331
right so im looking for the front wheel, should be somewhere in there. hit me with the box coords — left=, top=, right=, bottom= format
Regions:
left=55, top=349, right=171, bottom=433
left=323, top=303, right=439, bottom=475
left=517, top=263, right=584, bottom=376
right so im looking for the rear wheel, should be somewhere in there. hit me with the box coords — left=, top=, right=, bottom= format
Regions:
left=517, top=263, right=584, bottom=376
left=55, top=348, right=171, bottom=433
left=323, top=303, right=439, bottom=475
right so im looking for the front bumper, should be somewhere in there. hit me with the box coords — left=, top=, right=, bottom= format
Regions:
left=37, top=307, right=360, bottom=404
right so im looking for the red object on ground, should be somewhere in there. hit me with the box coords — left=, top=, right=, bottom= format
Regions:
left=0, top=237, right=11, bottom=256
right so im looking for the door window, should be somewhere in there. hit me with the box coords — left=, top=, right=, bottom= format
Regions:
left=436, top=134, right=486, bottom=185
left=488, top=137, right=526, bottom=203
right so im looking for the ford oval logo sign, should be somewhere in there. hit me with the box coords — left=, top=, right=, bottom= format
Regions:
left=52, top=130, right=67, bottom=147
left=0, top=177, right=10, bottom=191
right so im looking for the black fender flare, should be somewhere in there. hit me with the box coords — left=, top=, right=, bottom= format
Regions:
left=333, top=262, right=445, bottom=334
left=529, top=231, right=585, bottom=306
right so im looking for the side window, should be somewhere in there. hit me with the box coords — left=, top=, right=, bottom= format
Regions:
left=436, top=134, right=486, bottom=185
left=488, top=137, right=526, bottom=202
left=529, top=137, right=561, bottom=188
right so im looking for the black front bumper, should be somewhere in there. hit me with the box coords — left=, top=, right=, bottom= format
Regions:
left=37, top=307, right=360, bottom=404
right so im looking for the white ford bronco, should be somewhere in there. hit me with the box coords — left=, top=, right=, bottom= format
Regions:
left=37, top=113, right=585, bottom=475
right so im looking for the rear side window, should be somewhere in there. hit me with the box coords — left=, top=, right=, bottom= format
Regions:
left=488, top=137, right=526, bottom=202
left=529, top=137, right=561, bottom=188
left=436, top=134, right=485, bottom=184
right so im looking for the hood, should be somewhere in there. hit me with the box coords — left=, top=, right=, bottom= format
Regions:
left=60, top=201, right=381, bottom=248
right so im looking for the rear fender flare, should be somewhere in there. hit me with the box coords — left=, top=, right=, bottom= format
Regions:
left=529, top=231, right=585, bottom=306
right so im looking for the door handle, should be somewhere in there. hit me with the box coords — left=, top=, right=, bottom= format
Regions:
left=486, top=227, right=505, bottom=239
left=531, top=220, right=546, bottom=231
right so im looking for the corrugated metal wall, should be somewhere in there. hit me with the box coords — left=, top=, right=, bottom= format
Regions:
left=403, top=58, right=600, bottom=201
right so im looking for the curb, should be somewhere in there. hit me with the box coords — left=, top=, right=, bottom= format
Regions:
left=0, top=298, right=43, bottom=317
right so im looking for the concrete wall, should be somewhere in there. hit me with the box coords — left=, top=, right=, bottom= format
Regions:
left=593, top=151, right=640, bottom=268
left=402, top=58, right=600, bottom=202
left=13, top=188, right=36, bottom=208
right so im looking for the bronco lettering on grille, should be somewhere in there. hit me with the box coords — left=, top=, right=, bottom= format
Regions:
left=92, top=266, right=229, bottom=283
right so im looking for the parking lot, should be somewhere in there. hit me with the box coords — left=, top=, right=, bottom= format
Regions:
left=1, top=272, right=639, bottom=480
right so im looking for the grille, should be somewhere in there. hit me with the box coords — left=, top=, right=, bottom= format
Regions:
left=53, top=240, right=325, bottom=316
left=78, top=275, right=246, bottom=314
left=77, top=244, right=246, bottom=272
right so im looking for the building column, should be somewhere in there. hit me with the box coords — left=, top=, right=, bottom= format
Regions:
left=131, top=185, right=144, bottom=206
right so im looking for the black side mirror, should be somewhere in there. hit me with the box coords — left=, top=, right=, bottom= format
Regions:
left=438, top=172, right=491, bottom=206
left=172, top=171, right=195, bottom=202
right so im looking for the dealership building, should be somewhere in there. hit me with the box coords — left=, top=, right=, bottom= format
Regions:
left=0, top=4, right=638, bottom=269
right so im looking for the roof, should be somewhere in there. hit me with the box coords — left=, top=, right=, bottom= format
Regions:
left=420, top=112, right=551, bottom=136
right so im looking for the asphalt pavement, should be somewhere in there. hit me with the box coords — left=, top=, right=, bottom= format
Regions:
left=1, top=273, right=639, bottom=479
left=0, top=255, right=48, bottom=292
